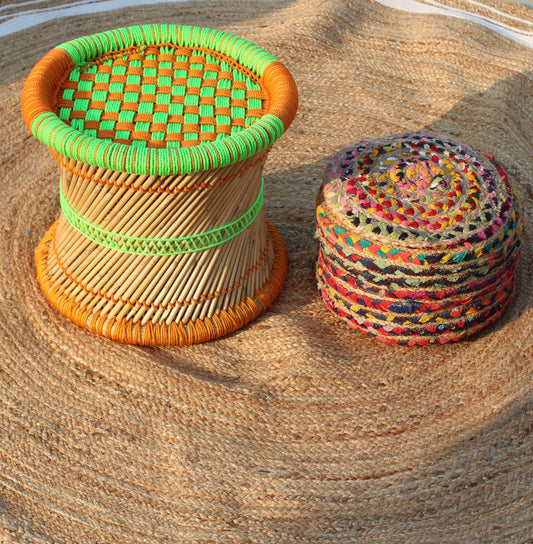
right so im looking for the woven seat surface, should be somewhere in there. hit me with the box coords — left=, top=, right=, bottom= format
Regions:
left=56, top=44, right=265, bottom=149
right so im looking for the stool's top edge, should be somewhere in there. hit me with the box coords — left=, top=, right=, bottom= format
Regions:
left=21, top=24, right=298, bottom=176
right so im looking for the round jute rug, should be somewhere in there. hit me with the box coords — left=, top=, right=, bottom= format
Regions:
left=1, top=1, right=533, bottom=542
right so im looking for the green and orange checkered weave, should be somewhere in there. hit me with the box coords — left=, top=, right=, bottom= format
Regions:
left=22, top=24, right=297, bottom=345
left=316, top=134, right=523, bottom=346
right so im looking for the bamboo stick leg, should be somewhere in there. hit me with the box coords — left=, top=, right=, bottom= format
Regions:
left=152, top=252, right=217, bottom=324
left=172, top=242, right=228, bottom=324
left=180, top=242, right=241, bottom=322
left=209, top=232, right=246, bottom=318
left=120, top=175, right=241, bottom=253
left=80, top=184, right=141, bottom=225
left=161, top=166, right=260, bottom=243
left=107, top=243, right=210, bottom=323
left=95, top=178, right=208, bottom=244
left=163, top=246, right=222, bottom=325
left=201, top=193, right=255, bottom=317
left=61, top=168, right=76, bottom=201
left=169, top=168, right=212, bottom=193
left=65, top=173, right=93, bottom=213
left=229, top=225, right=257, bottom=309
left=152, top=187, right=214, bottom=238
left=81, top=186, right=134, bottom=225
left=109, top=188, right=201, bottom=240
left=90, top=290, right=123, bottom=319
left=92, top=255, right=167, bottom=319
left=133, top=174, right=156, bottom=190
left=194, top=241, right=234, bottom=321
left=251, top=216, right=267, bottom=296
left=60, top=171, right=94, bottom=216
left=56, top=234, right=118, bottom=282
left=52, top=236, right=109, bottom=289
left=172, top=169, right=217, bottom=192
left=65, top=168, right=104, bottom=207
left=61, top=157, right=259, bottom=263
left=50, top=217, right=83, bottom=278
left=102, top=256, right=160, bottom=306
left=63, top=159, right=114, bottom=191
left=70, top=248, right=135, bottom=297
left=175, top=257, right=221, bottom=322
left=90, top=166, right=107, bottom=182
left=247, top=221, right=260, bottom=298
left=241, top=230, right=256, bottom=300
left=71, top=171, right=140, bottom=223
left=73, top=285, right=105, bottom=313
left=130, top=250, right=206, bottom=324
left=151, top=245, right=236, bottom=324
left=154, top=173, right=180, bottom=192
left=57, top=189, right=151, bottom=269
left=52, top=244, right=124, bottom=301
left=96, top=238, right=194, bottom=319
left=148, top=307, right=166, bottom=325
left=152, top=190, right=214, bottom=239
left=71, top=171, right=127, bottom=212
left=123, top=257, right=176, bottom=307
left=53, top=234, right=111, bottom=284
left=261, top=218, right=272, bottom=287
left=141, top=256, right=186, bottom=307
left=121, top=247, right=209, bottom=323
left=223, top=236, right=248, bottom=313
left=95, top=190, right=160, bottom=233
left=134, top=253, right=201, bottom=322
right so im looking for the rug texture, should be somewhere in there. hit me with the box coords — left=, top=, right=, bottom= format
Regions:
left=1, top=0, right=533, bottom=542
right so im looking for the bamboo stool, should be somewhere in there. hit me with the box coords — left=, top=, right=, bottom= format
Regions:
left=22, top=24, right=298, bottom=345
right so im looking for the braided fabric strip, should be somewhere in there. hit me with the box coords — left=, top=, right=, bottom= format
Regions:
left=60, top=178, right=264, bottom=255
left=316, top=134, right=524, bottom=346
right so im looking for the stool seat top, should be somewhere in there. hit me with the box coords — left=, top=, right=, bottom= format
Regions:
left=22, top=24, right=298, bottom=175
left=57, top=43, right=266, bottom=150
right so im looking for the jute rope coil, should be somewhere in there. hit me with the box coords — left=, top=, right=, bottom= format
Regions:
left=316, top=134, right=524, bottom=345
left=3, top=1, right=533, bottom=542
left=21, top=24, right=298, bottom=345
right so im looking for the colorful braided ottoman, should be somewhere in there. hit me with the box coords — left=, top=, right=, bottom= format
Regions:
left=22, top=24, right=298, bottom=345
left=316, top=134, right=523, bottom=346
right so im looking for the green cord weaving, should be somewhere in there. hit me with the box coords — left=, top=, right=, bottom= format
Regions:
left=59, top=180, right=264, bottom=256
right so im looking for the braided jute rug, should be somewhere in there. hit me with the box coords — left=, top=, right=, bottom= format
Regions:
left=1, top=0, right=533, bottom=542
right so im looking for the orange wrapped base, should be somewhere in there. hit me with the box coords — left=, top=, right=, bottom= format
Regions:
left=36, top=221, right=287, bottom=346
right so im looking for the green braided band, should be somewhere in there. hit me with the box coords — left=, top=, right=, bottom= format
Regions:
left=60, top=180, right=264, bottom=255
left=33, top=112, right=284, bottom=176
left=57, top=25, right=279, bottom=76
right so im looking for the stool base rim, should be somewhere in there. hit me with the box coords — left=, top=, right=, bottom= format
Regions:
left=35, top=221, right=288, bottom=346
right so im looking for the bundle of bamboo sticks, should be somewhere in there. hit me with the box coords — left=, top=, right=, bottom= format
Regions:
left=38, top=149, right=281, bottom=343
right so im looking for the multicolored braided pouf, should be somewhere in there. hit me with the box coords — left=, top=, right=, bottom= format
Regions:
left=316, top=134, right=524, bottom=346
